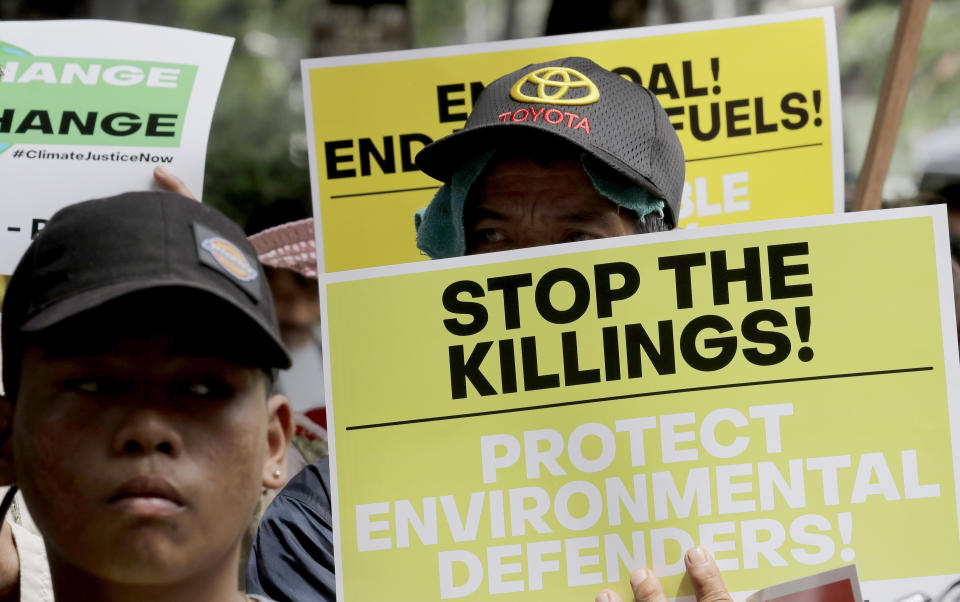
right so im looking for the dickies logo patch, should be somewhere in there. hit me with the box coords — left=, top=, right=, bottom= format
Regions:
left=509, top=67, right=600, bottom=106
left=201, top=237, right=258, bottom=282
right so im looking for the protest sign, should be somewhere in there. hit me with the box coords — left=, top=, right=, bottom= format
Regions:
left=0, top=20, right=232, bottom=273
left=320, top=206, right=960, bottom=600
left=302, top=8, right=843, bottom=273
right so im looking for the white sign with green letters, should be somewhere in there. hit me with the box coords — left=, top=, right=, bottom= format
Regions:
left=0, top=20, right=233, bottom=273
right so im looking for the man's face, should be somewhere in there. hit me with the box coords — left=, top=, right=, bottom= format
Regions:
left=465, top=156, right=638, bottom=254
left=12, top=313, right=282, bottom=585
left=266, top=267, right=321, bottom=350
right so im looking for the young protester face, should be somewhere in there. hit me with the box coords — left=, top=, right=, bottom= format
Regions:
left=0, top=192, right=294, bottom=600
left=9, top=294, right=291, bottom=588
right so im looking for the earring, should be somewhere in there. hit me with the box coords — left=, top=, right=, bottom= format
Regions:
left=273, top=468, right=282, bottom=479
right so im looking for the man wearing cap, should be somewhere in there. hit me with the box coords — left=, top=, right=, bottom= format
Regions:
left=249, top=58, right=732, bottom=602
left=413, top=55, right=683, bottom=258
left=0, top=191, right=294, bottom=601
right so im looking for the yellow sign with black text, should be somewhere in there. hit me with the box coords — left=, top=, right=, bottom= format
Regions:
left=303, top=9, right=843, bottom=272
left=322, top=207, right=960, bottom=600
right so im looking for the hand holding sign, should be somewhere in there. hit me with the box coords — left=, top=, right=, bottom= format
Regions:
left=154, top=166, right=198, bottom=200
left=597, top=547, right=732, bottom=602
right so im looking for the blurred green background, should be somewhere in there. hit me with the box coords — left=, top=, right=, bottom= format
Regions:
left=4, top=0, right=958, bottom=225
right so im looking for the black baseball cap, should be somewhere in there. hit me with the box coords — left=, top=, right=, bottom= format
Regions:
left=2, top=191, right=292, bottom=398
left=416, top=56, right=685, bottom=226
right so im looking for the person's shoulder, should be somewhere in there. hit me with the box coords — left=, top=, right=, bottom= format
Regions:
left=247, top=458, right=336, bottom=601
left=276, top=457, right=331, bottom=518
left=247, top=595, right=278, bottom=602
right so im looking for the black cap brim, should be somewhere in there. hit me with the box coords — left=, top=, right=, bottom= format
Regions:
left=22, top=279, right=292, bottom=370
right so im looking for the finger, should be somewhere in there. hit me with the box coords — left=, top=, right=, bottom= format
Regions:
left=685, top=547, right=733, bottom=602
left=596, top=589, right=623, bottom=602
left=153, top=166, right=198, bottom=200
left=630, top=567, right=669, bottom=602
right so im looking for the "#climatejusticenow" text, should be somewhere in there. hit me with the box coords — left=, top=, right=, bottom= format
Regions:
left=10, top=149, right=174, bottom=163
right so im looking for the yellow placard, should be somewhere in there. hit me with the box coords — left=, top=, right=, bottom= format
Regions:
left=322, top=207, right=960, bottom=600
left=303, top=9, right=842, bottom=272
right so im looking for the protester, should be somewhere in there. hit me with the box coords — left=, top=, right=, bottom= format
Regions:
left=248, top=217, right=327, bottom=441
left=248, top=57, right=733, bottom=601
left=413, top=56, right=682, bottom=257
left=0, top=191, right=294, bottom=601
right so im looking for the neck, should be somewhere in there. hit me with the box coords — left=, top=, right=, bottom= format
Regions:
left=47, top=545, right=245, bottom=602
